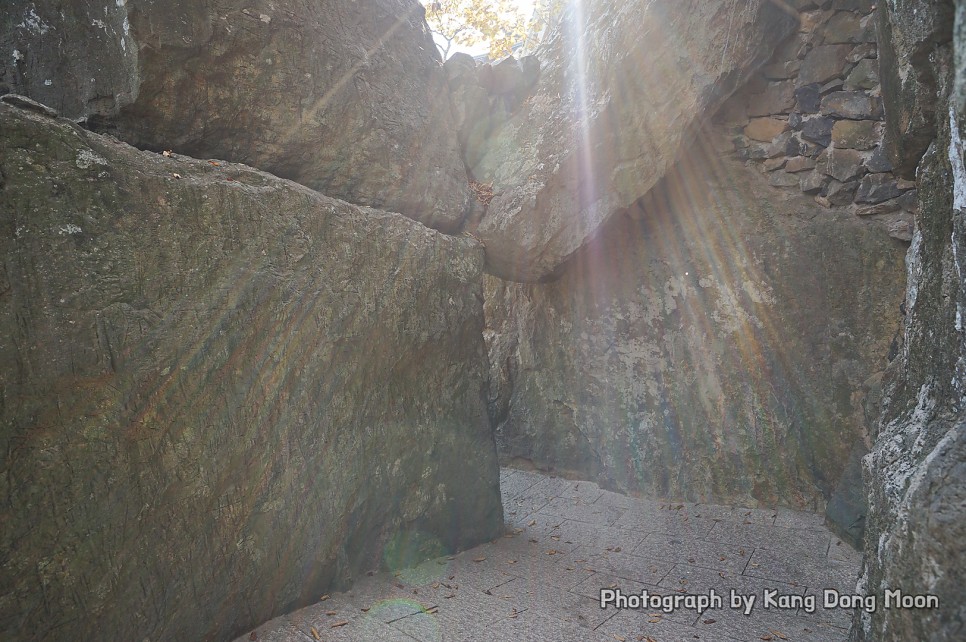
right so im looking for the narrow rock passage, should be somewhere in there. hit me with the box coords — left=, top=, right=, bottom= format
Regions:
left=242, top=469, right=860, bottom=642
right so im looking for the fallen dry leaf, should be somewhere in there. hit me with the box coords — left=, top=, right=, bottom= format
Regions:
left=473, top=557, right=487, bottom=562
left=248, top=632, right=257, bottom=641
left=325, top=610, right=337, bottom=616
left=769, top=630, right=788, bottom=640
left=208, top=160, right=220, bottom=166
left=613, top=635, right=626, bottom=641
left=320, top=594, right=330, bottom=601
left=310, top=626, right=321, bottom=640
left=330, top=620, right=349, bottom=628
left=361, top=607, right=370, bottom=613
left=703, top=618, right=716, bottom=624
left=760, top=635, right=773, bottom=641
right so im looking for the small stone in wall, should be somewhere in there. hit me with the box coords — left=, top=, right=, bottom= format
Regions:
left=795, top=84, right=823, bottom=112
left=799, top=44, right=853, bottom=85
left=801, top=169, right=831, bottom=194
left=826, top=178, right=860, bottom=205
left=846, top=42, right=876, bottom=63
left=744, top=117, right=789, bottom=141
left=747, top=81, right=796, bottom=116
left=800, top=9, right=830, bottom=34
left=822, top=91, right=881, bottom=119
left=865, top=146, right=894, bottom=173
left=855, top=198, right=902, bottom=216
left=844, top=58, right=879, bottom=90
left=832, top=119, right=879, bottom=150
left=785, top=156, right=817, bottom=172
left=766, top=131, right=794, bottom=157
left=763, top=157, right=788, bottom=171
left=824, top=147, right=868, bottom=182
left=802, top=115, right=835, bottom=146
left=822, top=11, right=864, bottom=44
left=856, top=173, right=906, bottom=204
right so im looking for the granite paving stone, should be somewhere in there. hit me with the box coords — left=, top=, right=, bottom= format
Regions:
left=236, top=468, right=860, bottom=642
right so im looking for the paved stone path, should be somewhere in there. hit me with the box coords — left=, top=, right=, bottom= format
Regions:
left=240, top=468, right=861, bottom=642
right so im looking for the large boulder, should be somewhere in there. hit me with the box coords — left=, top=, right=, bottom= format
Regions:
left=0, top=101, right=502, bottom=642
left=0, top=0, right=471, bottom=231
left=875, top=0, right=956, bottom=178
left=854, top=1, right=965, bottom=639
left=484, top=140, right=905, bottom=510
left=466, top=0, right=798, bottom=281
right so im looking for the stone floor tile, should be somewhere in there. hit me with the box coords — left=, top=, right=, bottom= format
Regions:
left=484, top=607, right=614, bottom=642
left=690, top=503, right=778, bottom=525
left=570, top=571, right=659, bottom=601
left=536, top=475, right=606, bottom=503
left=659, top=564, right=805, bottom=598
left=539, top=518, right=649, bottom=554
left=573, top=546, right=677, bottom=586
left=494, top=576, right=615, bottom=629
left=744, top=547, right=860, bottom=594
left=695, top=604, right=850, bottom=642
left=500, top=468, right=545, bottom=500
left=502, top=477, right=559, bottom=516
left=593, top=488, right=648, bottom=510
left=634, top=532, right=754, bottom=573
left=704, top=519, right=832, bottom=554
left=827, top=537, right=863, bottom=565
left=536, top=495, right=626, bottom=525
left=773, top=507, right=829, bottom=531
left=387, top=589, right=521, bottom=641
left=615, top=506, right=719, bottom=538
left=596, top=609, right=712, bottom=641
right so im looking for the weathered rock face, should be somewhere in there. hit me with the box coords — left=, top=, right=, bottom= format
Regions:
left=485, top=139, right=905, bottom=508
left=0, top=102, right=502, bottom=642
left=0, top=0, right=471, bottom=231
left=464, top=0, right=798, bottom=281
left=854, top=1, right=965, bottom=640
left=876, top=0, right=956, bottom=178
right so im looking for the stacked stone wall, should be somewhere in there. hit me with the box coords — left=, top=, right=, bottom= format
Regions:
left=718, top=0, right=916, bottom=242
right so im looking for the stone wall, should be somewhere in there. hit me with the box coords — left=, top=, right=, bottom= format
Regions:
left=719, top=0, right=918, bottom=243
left=0, top=101, right=503, bottom=642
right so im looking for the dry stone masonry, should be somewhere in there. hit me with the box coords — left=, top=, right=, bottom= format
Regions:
left=719, top=0, right=918, bottom=243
